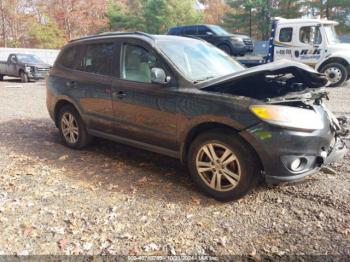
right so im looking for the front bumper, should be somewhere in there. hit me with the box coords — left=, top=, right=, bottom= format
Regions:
left=240, top=116, right=347, bottom=184
left=264, top=136, right=347, bottom=184
left=28, top=69, right=50, bottom=80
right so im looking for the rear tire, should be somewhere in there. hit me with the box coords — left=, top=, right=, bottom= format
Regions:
left=187, top=129, right=260, bottom=201
left=20, top=71, right=29, bottom=83
left=58, top=105, right=92, bottom=149
left=320, top=63, right=348, bottom=87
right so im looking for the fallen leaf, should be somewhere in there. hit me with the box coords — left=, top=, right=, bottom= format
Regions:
left=58, top=155, right=69, bottom=161
left=191, top=196, right=201, bottom=205
left=58, top=239, right=68, bottom=250
left=137, top=176, right=148, bottom=186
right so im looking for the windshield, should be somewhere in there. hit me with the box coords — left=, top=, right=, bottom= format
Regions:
left=157, top=39, right=244, bottom=82
left=16, top=54, right=44, bottom=64
left=208, top=25, right=230, bottom=36
left=324, top=25, right=340, bottom=44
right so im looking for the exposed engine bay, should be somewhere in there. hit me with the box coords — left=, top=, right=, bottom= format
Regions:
left=201, top=62, right=328, bottom=100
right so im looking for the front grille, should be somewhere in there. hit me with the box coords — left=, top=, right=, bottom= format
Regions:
left=243, top=39, right=253, bottom=46
left=37, top=68, right=50, bottom=72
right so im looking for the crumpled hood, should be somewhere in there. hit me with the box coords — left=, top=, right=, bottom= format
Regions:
left=200, top=60, right=327, bottom=89
left=200, top=60, right=328, bottom=100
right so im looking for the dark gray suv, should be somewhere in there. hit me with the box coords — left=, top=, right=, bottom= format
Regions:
left=167, top=24, right=254, bottom=56
left=47, top=32, right=347, bottom=201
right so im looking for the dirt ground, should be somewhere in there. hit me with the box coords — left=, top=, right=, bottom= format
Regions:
left=0, top=77, right=349, bottom=257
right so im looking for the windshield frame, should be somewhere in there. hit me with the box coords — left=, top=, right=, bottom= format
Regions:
left=16, top=54, right=45, bottom=64
left=323, top=24, right=341, bottom=44
left=155, top=38, right=244, bottom=84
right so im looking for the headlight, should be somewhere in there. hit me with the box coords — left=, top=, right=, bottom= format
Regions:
left=230, top=38, right=244, bottom=45
left=250, top=105, right=324, bottom=131
left=25, top=66, right=32, bottom=72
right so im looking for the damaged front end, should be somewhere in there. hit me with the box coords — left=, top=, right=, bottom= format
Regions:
left=200, top=60, right=348, bottom=183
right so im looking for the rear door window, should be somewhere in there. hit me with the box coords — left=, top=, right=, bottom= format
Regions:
left=183, top=26, right=197, bottom=35
left=77, top=43, right=116, bottom=75
left=60, top=46, right=80, bottom=68
left=168, top=27, right=182, bottom=35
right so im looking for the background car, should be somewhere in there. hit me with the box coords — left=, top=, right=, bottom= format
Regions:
left=167, top=24, right=254, bottom=56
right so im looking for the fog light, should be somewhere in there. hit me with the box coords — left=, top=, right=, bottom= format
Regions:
left=290, top=158, right=302, bottom=171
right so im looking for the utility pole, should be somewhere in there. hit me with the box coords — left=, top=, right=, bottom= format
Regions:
left=0, top=0, right=6, bottom=47
left=249, top=7, right=252, bottom=38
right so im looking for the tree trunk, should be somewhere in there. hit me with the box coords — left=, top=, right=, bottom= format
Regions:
left=325, top=0, right=330, bottom=19
left=249, top=7, right=252, bottom=38
left=0, top=0, right=6, bottom=47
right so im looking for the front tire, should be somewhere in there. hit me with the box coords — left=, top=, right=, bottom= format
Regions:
left=20, top=71, right=29, bottom=83
left=218, top=44, right=231, bottom=55
left=58, top=105, right=92, bottom=149
left=0, top=74, right=4, bottom=81
left=320, top=63, right=348, bottom=87
left=188, top=129, right=260, bottom=201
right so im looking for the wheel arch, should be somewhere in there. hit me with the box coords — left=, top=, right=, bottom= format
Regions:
left=317, top=57, right=350, bottom=73
left=53, top=99, right=80, bottom=127
left=180, top=122, right=263, bottom=173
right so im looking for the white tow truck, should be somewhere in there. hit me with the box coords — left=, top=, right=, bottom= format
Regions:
left=237, top=17, right=350, bottom=87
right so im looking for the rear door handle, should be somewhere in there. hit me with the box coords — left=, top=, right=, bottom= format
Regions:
left=66, top=81, right=76, bottom=88
left=113, top=91, right=127, bottom=99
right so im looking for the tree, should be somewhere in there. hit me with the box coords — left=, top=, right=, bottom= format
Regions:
left=305, top=0, right=350, bottom=34
left=28, top=18, right=65, bottom=48
left=200, top=0, right=231, bottom=25
left=107, top=0, right=143, bottom=31
left=223, top=0, right=303, bottom=40
left=106, top=0, right=203, bottom=34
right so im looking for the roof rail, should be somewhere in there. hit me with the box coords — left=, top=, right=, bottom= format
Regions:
left=69, top=31, right=154, bottom=43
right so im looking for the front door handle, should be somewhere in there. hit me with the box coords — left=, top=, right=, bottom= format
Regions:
left=113, top=91, right=127, bottom=99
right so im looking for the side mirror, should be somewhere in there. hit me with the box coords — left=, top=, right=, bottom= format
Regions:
left=10, top=57, right=17, bottom=64
left=151, top=68, right=170, bottom=85
left=206, top=32, right=213, bottom=36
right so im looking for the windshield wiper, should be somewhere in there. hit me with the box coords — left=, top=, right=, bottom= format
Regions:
left=193, top=76, right=215, bottom=84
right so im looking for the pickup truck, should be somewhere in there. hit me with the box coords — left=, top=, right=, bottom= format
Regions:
left=236, top=17, right=350, bottom=87
left=0, top=53, right=51, bottom=82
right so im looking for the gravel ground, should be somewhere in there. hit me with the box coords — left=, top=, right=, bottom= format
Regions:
left=0, top=77, right=349, bottom=257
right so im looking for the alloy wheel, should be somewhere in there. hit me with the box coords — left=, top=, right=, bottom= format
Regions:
left=61, top=112, right=79, bottom=144
left=195, top=143, right=241, bottom=192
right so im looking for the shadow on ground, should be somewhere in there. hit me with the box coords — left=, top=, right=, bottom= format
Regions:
left=0, top=118, right=269, bottom=205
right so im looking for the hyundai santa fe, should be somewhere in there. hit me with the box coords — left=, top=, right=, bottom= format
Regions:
left=46, top=32, right=347, bottom=201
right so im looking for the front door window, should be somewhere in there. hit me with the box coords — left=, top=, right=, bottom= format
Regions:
left=122, top=44, right=158, bottom=83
